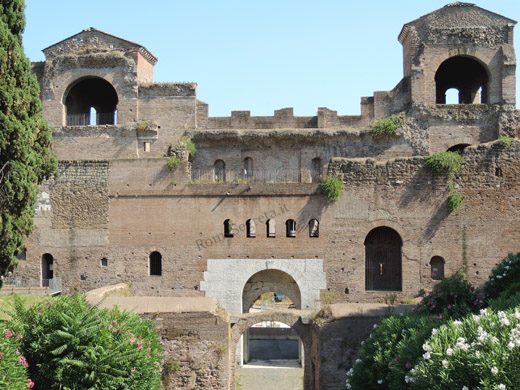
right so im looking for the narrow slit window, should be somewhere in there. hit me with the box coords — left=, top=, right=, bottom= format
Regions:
left=246, top=219, right=256, bottom=238
left=309, top=219, right=319, bottom=238
left=266, top=219, right=276, bottom=238
left=224, top=219, right=234, bottom=238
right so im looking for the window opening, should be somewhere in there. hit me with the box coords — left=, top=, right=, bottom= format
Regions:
left=309, top=219, right=319, bottom=238
left=246, top=219, right=256, bottom=238
left=65, top=77, right=118, bottom=125
left=430, top=256, right=445, bottom=280
left=42, top=253, right=54, bottom=287
left=149, top=251, right=162, bottom=276
left=214, top=159, right=226, bottom=182
left=311, top=158, right=322, bottom=182
left=101, top=257, right=108, bottom=267
left=224, top=219, right=234, bottom=238
left=266, top=219, right=276, bottom=238
left=286, top=219, right=296, bottom=238
left=435, top=56, right=489, bottom=104
left=244, top=157, right=253, bottom=179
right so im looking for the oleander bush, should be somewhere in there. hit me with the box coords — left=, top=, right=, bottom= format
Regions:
left=0, top=325, right=33, bottom=389
left=8, top=294, right=164, bottom=390
left=483, top=253, right=520, bottom=300
left=409, top=308, right=520, bottom=389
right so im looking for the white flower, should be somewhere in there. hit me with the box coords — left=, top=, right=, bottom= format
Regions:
left=423, top=352, right=431, bottom=360
left=423, top=342, right=432, bottom=352
left=432, top=328, right=438, bottom=335
left=462, top=386, right=469, bottom=390
left=475, top=350, right=481, bottom=358
left=453, top=320, right=462, bottom=326
left=442, top=359, right=449, bottom=368
left=497, top=275, right=503, bottom=279
left=405, top=375, right=415, bottom=383
left=491, top=366, right=498, bottom=375
left=377, top=380, right=383, bottom=384
left=373, top=324, right=378, bottom=329
left=346, top=383, right=352, bottom=389
left=446, top=348, right=454, bottom=356
left=498, top=384, right=506, bottom=390
left=355, top=359, right=361, bottom=364
left=346, top=368, right=354, bottom=377
left=508, top=342, right=515, bottom=350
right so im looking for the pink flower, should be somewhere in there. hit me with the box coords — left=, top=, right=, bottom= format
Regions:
left=131, top=367, right=136, bottom=373
left=19, top=356, right=29, bottom=367
left=405, top=362, right=411, bottom=369
left=160, top=359, right=165, bottom=364
left=113, top=320, right=117, bottom=325
left=49, top=301, right=54, bottom=306
left=15, top=349, right=20, bottom=355
left=17, top=334, right=23, bottom=339
left=130, top=337, right=136, bottom=343
left=27, top=379, right=35, bottom=388
left=4, top=329, right=13, bottom=338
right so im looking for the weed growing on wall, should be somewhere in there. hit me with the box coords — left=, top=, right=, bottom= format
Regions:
left=447, top=192, right=464, bottom=214
left=496, top=136, right=513, bottom=148
left=321, top=176, right=343, bottom=204
left=167, top=155, right=180, bottom=170
left=181, top=136, right=196, bottom=156
left=372, top=113, right=406, bottom=135
left=424, top=151, right=464, bottom=213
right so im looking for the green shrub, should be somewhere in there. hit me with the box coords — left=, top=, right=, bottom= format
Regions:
left=320, top=176, right=343, bottom=204
left=0, top=325, right=32, bottom=389
left=181, top=137, right=196, bottom=156
left=373, top=114, right=406, bottom=136
left=348, top=314, right=446, bottom=390
left=496, top=136, right=513, bottom=148
left=414, top=273, right=485, bottom=319
left=409, top=308, right=520, bottom=389
left=489, top=290, right=520, bottom=311
left=447, top=192, right=464, bottom=214
left=167, top=155, right=180, bottom=170
left=483, top=253, right=520, bottom=300
left=424, top=151, right=462, bottom=177
left=9, top=294, right=163, bottom=390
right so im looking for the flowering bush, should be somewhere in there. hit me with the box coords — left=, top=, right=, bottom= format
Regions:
left=9, top=294, right=164, bottom=390
left=409, top=308, right=520, bottom=389
left=483, top=253, right=520, bottom=300
left=348, top=314, right=446, bottom=390
left=415, top=273, right=485, bottom=318
left=0, top=325, right=32, bottom=389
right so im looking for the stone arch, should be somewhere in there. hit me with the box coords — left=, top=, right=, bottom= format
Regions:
left=435, top=55, right=490, bottom=104
left=242, top=269, right=302, bottom=313
left=64, top=76, right=118, bottom=125
left=230, top=311, right=313, bottom=389
left=201, top=258, right=326, bottom=314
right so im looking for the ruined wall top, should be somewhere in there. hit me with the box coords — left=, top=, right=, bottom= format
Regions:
left=399, top=2, right=517, bottom=47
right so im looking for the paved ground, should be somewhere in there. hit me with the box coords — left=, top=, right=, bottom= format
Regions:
left=237, top=360, right=303, bottom=390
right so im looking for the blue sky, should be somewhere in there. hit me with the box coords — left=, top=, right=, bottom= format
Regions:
left=23, top=0, right=520, bottom=117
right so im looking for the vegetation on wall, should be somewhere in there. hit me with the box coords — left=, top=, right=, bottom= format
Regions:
left=424, top=151, right=464, bottom=213
left=0, top=0, right=58, bottom=280
left=496, top=136, right=513, bottom=148
left=167, top=155, right=180, bottom=171
left=320, top=176, right=343, bottom=204
left=372, top=113, right=406, bottom=136
left=181, top=136, right=196, bottom=156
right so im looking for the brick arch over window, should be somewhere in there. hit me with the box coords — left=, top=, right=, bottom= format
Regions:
left=435, top=56, right=489, bottom=104
left=364, top=227, right=402, bottom=291
left=65, top=77, right=118, bottom=125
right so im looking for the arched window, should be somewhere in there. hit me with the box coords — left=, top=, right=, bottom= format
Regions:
left=311, top=157, right=322, bottom=182
left=65, top=77, right=118, bottom=125
left=266, top=219, right=276, bottom=238
left=42, top=253, right=54, bottom=287
left=246, top=219, right=256, bottom=238
left=149, top=251, right=162, bottom=276
left=430, top=256, right=445, bottom=280
left=445, top=88, right=459, bottom=104
left=224, top=219, right=234, bottom=238
left=309, top=219, right=319, bottom=238
left=435, top=56, right=489, bottom=104
left=364, top=227, right=402, bottom=291
left=244, top=157, right=253, bottom=179
left=214, top=159, right=226, bottom=182
left=286, top=219, right=296, bottom=238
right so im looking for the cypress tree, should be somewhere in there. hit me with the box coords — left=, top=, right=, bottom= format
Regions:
left=0, top=0, right=57, bottom=280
